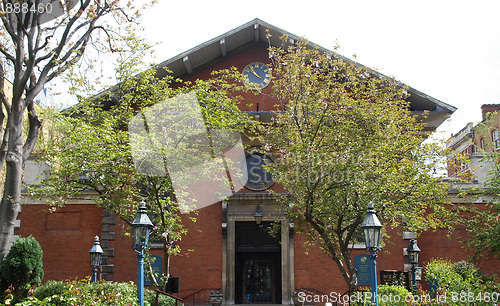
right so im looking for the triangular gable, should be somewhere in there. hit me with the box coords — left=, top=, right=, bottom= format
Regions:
left=155, top=18, right=455, bottom=132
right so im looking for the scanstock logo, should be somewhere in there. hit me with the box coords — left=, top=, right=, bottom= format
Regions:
left=128, top=92, right=248, bottom=213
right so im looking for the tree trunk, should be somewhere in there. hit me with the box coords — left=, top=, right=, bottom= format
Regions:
left=163, top=238, right=171, bottom=290
left=306, top=217, right=360, bottom=292
left=0, top=112, right=24, bottom=261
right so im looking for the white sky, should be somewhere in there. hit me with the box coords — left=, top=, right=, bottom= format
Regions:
left=140, top=0, right=500, bottom=138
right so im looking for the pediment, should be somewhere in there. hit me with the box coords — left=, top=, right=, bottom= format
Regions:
left=144, top=19, right=456, bottom=132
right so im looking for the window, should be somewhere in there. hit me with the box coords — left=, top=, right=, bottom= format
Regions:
left=493, top=130, right=500, bottom=150
left=480, top=137, right=486, bottom=151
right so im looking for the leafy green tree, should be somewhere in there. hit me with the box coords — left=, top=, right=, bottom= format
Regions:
left=0, top=0, right=156, bottom=263
left=262, top=37, right=451, bottom=290
left=0, top=235, right=43, bottom=300
left=30, top=58, right=255, bottom=288
left=457, top=201, right=499, bottom=262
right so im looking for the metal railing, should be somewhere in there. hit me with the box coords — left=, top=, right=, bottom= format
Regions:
left=154, top=289, right=183, bottom=306
left=172, top=288, right=221, bottom=306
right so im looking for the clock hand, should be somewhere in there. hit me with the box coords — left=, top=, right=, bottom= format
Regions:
left=249, top=67, right=262, bottom=79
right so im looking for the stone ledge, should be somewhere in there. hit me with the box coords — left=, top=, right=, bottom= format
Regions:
left=103, top=248, right=115, bottom=257
left=102, top=216, right=116, bottom=225
left=101, top=264, right=114, bottom=273
left=101, top=232, right=115, bottom=241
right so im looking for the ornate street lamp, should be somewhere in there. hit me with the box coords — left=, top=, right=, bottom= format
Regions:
left=132, top=200, right=154, bottom=306
left=89, top=236, right=103, bottom=282
left=254, top=203, right=263, bottom=225
left=361, top=202, right=382, bottom=306
left=407, top=239, right=421, bottom=294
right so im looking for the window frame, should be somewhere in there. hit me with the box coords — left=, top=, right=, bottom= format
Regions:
left=493, top=130, right=500, bottom=150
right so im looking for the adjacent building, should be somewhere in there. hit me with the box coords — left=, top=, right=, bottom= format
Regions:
left=447, top=104, right=500, bottom=185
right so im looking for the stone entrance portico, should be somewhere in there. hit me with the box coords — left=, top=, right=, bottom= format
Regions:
left=222, top=194, right=294, bottom=305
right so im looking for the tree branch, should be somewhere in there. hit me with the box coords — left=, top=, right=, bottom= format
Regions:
left=23, top=100, right=42, bottom=163
left=36, top=0, right=93, bottom=83
left=0, top=7, right=16, bottom=42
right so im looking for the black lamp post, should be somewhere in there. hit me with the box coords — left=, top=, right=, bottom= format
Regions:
left=132, top=200, right=154, bottom=306
left=361, top=202, right=382, bottom=306
left=407, top=239, right=421, bottom=294
left=89, top=235, right=104, bottom=282
left=254, top=203, right=263, bottom=225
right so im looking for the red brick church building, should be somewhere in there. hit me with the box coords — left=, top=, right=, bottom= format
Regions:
left=17, top=19, right=500, bottom=305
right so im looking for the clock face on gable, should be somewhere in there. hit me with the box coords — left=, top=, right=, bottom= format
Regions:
left=242, top=62, right=272, bottom=89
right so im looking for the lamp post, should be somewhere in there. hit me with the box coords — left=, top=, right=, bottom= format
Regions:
left=361, top=202, right=382, bottom=306
left=254, top=203, right=263, bottom=225
left=89, top=236, right=103, bottom=282
left=407, top=239, right=421, bottom=294
left=132, top=200, right=154, bottom=306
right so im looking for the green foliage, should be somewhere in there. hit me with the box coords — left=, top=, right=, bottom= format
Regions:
left=262, top=36, right=452, bottom=289
left=425, top=258, right=466, bottom=294
left=424, top=258, right=499, bottom=305
left=452, top=260, right=481, bottom=280
left=377, top=285, right=412, bottom=306
left=350, top=262, right=498, bottom=306
left=350, top=285, right=411, bottom=306
left=33, top=281, right=66, bottom=301
left=16, top=278, right=182, bottom=306
left=452, top=183, right=500, bottom=262
left=0, top=236, right=44, bottom=300
left=15, top=278, right=183, bottom=306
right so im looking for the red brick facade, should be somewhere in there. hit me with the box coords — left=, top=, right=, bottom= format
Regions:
left=18, top=200, right=500, bottom=299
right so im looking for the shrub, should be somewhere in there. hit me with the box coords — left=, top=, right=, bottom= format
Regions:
left=33, top=280, right=66, bottom=300
left=17, top=278, right=138, bottom=305
left=17, top=278, right=183, bottom=306
left=452, top=260, right=481, bottom=280
left=377, top=284, right=411, bottom=306
left=0, top=236, right=44, bottom=300
left=65, top=279, right=139, bottom=305
left=424, top=258, right=499, bottom=306
left=350, top=285, right=411, bottom=306
left=425, top=258, right=465, bottom=294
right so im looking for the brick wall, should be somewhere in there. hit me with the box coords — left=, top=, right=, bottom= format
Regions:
left=18, top=204, right=103, bottom=281
left=167, top=204, right=223, bottom=295
left=19, top=200, right=500, bottom=292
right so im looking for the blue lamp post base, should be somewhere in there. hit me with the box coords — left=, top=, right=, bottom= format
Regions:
left=369, top=250, right=379, bottom=306
left=411, top=264, right=417, bottom=295
left=137, top=251, right=145, bottom=306
left=92, top=267, right=98, bottom=283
